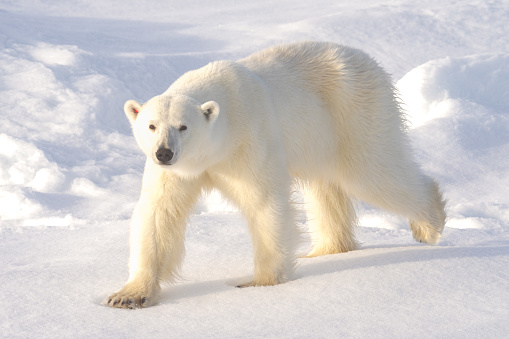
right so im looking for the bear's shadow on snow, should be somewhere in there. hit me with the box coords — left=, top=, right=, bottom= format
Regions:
left=158, top=245, right=509, bottom=304
left=162, top=279, right=234, bottom=304
left=294, top=244, right=509, bottom=279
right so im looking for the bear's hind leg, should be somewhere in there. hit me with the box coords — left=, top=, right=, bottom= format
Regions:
left=351, top=168, right=447, bottom=245
left=303, top=180, right=358, bottom=257
left=409, top=178, right=447, bottom=244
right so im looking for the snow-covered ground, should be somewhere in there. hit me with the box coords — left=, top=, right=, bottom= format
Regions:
left=1, top=1, right=508, bottom=338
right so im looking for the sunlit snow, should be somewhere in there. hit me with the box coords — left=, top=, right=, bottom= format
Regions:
left=1, top=1, right=508, bottom=338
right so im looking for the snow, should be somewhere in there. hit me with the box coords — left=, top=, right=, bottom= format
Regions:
left=0, top=0, right=508, bottom=338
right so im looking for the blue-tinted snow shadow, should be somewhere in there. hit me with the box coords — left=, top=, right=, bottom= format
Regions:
left=161, top=279, right=233, bottom=304
left=294, top=245, right=509, bottom=280
left=0, top=10, right=223, bottom=59
left=156, top=245, right=509, bottom=305
left=0, top=9, right=228, bottom=133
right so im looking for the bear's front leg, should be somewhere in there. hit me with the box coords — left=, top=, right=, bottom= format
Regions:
left=104, top=166, right=202, bottom=309
left=104, top=199, right=165, bottom=309
left=242, top=190, right=298, bottom=287
left=217, top=171, right=299, bottom=287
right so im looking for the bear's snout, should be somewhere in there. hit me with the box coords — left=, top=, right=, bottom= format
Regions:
left=156, top=148, right=174, bottom=164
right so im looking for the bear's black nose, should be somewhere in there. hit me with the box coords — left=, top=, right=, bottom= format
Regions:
left=156, top=148, right=174, bottom=164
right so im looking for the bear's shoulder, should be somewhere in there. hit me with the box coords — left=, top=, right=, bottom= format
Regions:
left=167, top=60, right=253, bottom=98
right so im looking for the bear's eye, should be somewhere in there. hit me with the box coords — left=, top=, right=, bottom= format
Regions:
left=149, top=124, right=156, bottom=131
left=179, top=125, right=187, bottom=132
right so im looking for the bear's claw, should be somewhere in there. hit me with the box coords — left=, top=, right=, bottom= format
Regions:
left=104, top=295, right=146, bottom=309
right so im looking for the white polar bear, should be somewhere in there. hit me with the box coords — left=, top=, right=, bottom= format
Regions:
left=105, top=41, right=446, bottom=309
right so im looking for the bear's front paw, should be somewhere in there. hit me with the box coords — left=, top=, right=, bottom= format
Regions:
left=104, top=292, right=151, bottom=309
left=103, top=283, right=160, bottom=309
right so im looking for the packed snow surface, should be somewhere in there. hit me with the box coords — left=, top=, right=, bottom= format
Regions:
left=1, top=0, right=508, bottom=338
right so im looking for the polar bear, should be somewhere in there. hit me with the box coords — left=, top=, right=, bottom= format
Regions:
left=105, top=41, right=446, bottom=309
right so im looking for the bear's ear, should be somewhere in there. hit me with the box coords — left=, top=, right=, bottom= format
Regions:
left=201, top=101, right=220, bottom=122
left=124, top=100, right=142, bottom=125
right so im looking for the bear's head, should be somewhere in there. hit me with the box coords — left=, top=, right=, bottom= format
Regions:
left=125, top=94, right=221, bottom=176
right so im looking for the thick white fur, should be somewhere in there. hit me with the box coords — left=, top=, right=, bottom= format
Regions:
left=105, top=41, right=446, bottom=308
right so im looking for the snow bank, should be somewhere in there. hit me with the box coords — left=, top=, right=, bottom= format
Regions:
left=0, top=41, right=144, bottom=226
